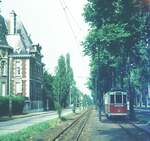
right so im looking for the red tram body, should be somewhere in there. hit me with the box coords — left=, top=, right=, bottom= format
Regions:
left=104, top=91, right=128, bottom=118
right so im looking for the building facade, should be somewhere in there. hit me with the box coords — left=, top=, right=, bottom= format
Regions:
left=0, top=11, right=44, bottom=111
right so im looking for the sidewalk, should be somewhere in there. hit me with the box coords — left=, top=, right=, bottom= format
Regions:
left=0, top=109, right=73, bottom=135
left=134, top=108, right=150, bottom=135
left=0, top=108, right=73, bottom=122
left=134, top=122, right=150, bottom=135
left=0, top=111, right=54, bottom=122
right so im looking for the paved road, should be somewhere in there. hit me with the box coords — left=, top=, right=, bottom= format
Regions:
left=0, top=109, right=72, bottom=135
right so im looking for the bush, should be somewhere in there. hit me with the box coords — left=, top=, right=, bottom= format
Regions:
left=0, top=96, right=9, bottom=116
left=0, top=96, right=25, bottom=116
left=12, top=96, right=25, bottom=114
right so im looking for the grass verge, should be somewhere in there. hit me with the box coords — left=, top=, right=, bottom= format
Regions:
left=0, top=118, right=61, bottom=141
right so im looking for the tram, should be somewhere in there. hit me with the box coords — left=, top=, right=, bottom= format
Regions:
left=104, top=90, right=128, bottom=118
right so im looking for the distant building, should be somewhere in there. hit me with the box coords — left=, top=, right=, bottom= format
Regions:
left=0, top=11, right=44, bottom=111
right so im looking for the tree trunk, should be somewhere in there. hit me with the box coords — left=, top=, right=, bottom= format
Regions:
left=112, top=69, right=116, bottom=88
left=127, top=56, right=136, bottom=120
left=129, top=86, right=136, bottom=120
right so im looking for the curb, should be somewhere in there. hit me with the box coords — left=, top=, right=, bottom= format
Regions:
left=132, top=123, right=150, bottom=135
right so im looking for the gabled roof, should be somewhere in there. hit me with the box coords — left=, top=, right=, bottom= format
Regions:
left=6, top=19, right=32, bottom=52
left=16, top=21, right=33, bottom=49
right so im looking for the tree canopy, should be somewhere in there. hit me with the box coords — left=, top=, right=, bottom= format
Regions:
left=83, top=0, right=150, bottom=119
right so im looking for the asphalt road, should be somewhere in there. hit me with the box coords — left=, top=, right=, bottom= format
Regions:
left=0, top=109, right=72, bottom=135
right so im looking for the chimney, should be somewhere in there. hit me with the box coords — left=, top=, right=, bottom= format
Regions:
left=9, top=10, right=17, bottom=34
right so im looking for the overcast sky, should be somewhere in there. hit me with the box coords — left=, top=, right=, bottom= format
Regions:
left=1, top=0, right=90, bottom=94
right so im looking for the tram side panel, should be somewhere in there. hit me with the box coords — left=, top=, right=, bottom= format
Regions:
left=104, top=94, right=110, bottom=116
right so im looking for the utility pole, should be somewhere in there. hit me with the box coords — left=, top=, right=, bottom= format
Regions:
left=8, top=57, right=12, bottom=118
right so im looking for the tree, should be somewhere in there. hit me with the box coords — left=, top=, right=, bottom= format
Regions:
left=43, top=70, right=54, bottom=110
left=70, top=84, right=83, bottom=113
left=65, top=53, right=74, bottom=106
left=82, top=94, right=93, bottom=109
left=83, top=0, right=150, bottom=120
left=53, top=54, right=75, bottom=118
left=53, top=55, right=66, bottom=118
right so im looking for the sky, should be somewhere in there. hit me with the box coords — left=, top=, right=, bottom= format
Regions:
left=1, top=0, right=90, bottom=94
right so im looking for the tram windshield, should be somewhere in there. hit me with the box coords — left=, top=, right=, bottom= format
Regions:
left=110, top=95, right=114, bottom=103
left=123, top=95, right=127, bottom=104
left=116, top=95, right=122, bottom=104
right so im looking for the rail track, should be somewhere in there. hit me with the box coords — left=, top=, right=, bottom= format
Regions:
left=50, top=109, right=90, bottom=141
left=118, top=122, right=150, bottom=141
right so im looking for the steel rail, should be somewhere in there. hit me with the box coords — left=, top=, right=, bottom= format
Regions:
left=51, top=110, right=89, bottom=141
left=73, top=111, right=90, bottom=141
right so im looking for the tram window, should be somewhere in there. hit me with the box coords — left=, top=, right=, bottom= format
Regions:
left=110, top=95, right=114, bottom=103
left=116, top=95, right=122, bottom=103
left=123, top=95, right=126, bottom=104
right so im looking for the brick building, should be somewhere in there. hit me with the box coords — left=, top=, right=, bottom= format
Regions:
left=0, top=11, right=44, bottom=111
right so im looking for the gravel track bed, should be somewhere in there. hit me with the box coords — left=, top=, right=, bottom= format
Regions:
left=30, top=111, right=86, bottom=141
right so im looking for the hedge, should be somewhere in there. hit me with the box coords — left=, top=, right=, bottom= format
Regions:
left=0, top=96, right=25, bottom=116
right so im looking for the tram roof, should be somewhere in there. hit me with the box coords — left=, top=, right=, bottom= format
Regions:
left=104, top=91, right=127, bottom=96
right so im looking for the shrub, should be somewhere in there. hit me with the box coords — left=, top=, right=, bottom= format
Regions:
left=0, top=96, right=9, bottom=116
left=0, top=96, right=25, bottom=116
left=12, top=96, right=25, bottom=114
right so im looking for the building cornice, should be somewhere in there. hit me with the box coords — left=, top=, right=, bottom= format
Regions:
left=0, top=44, right=13, bottom=50
left=9, top=54, right=32, bottom=58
